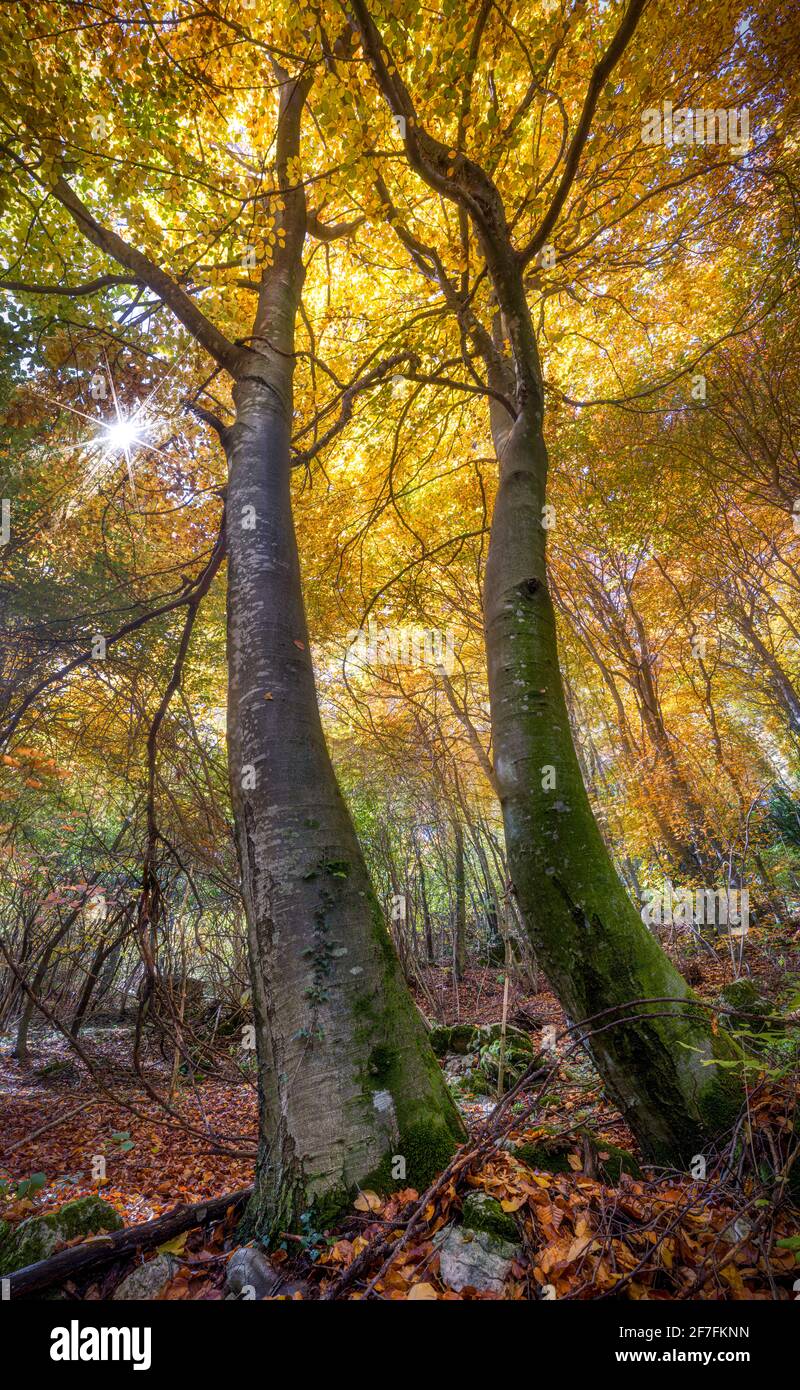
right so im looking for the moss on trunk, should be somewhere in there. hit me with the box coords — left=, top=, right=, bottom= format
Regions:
left=484, top=406, right=743, bottom=1166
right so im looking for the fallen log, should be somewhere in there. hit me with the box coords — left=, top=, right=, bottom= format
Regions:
left=5, top=1187, right=253, bottom=1298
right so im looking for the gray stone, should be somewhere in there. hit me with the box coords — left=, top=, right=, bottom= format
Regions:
left=472, top=1022, right=531, bottom=1050
left=722, top=1216, right=752, bottom=1243
left=461, top=1191, right=518, bottom=1243
left=0, top=1196, right=123, bottom=1275
left=479, top=1033, right=538, bottom=1092
left=428, top=1023, right=476, bottom=1057
left=225, top=1244, right=277, bottom=1300
left=113, top=1253, right=179, bottom=1300
left=717, top=980, right=777, bottom=1036
left=434, top=1224, right=520, bottom=1294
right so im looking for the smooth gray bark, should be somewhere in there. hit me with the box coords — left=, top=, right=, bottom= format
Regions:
left=225, top=74, right=463, bottom=1236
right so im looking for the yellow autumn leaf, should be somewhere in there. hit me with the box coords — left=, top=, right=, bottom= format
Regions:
left=500, top=1195, right=527, bottom=1213
left=157, top=1231, right=188, bottom=1256
left=353, top=1189, right=382, bottom=1213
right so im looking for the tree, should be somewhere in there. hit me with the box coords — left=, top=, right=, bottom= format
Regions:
left=0, top=4, right=462, bottom=1238
left=338, top=0, right=761, bottom=1161
left=3, top=0, right=797, bottom=1201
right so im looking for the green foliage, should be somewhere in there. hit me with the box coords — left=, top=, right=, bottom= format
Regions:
left=768, top=789, right=800, bottom=850
left=0, top=1171, right=47, bottom=1202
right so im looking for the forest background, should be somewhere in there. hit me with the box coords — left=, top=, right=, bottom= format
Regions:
left=1, top=0, right=799, bottom=1302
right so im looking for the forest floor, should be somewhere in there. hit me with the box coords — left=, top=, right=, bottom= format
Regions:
left=1, top=936, right=799, bottom=1299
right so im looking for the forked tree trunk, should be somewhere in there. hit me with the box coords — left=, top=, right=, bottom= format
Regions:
left=226, top=76, right=463, bottom=1239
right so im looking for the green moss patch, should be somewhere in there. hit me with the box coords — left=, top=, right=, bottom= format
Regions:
left=461, top=1191, right=518, bottom=1243
left=0, top=1196, right=123, bottom=1276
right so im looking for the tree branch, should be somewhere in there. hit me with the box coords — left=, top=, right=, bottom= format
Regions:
left=519, top=0, right=649, bottom=266
left=0, top=273, right=140, bottom=297
left=48, top=173, right=244, bottom=374
left=0, top=522, right=227, bottom=750
left=292, top=352, right=417, bottom=466
left=307, top=208, right=365, bottom=242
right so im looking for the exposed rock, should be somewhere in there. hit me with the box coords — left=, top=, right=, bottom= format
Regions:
left=449, top=1023, right=478, bottom=1054
left=479, top=1033, right=539, bottom=1092
left=717, top=979, right=778, bottom=1038
left=719, top=978, right=769, bottom=1012
left=432, top=1021, right=544, bottom=1098
left=225, top=1244, right=277, bottom=1300
left=113, top=1253, right=179, bottom=1300
left=434, top=1224, right=520, bottom=1294
left=0, top=1196, right=124, bottom=1275
left=428, top=1023, right=476, bottom=1057
left=516, top=1137, right=573, bottom=1175
left=442, top=1053, right=472, bottom=1078
left=430, top=1021, right=534, bottom=1061
left=428, top=1026, right=452, bottom=1058
left=461, top=1191, right=518, bottom=1243
left=721, top=1216, right=752, bottom=1244
left=445, top=1056, right=492, bottom=1101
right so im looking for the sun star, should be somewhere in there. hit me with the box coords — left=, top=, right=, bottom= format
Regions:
left=103, top=418, right=142, bottom=453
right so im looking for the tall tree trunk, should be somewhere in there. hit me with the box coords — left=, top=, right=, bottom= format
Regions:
left=345, top=0, right=742, bottom=1165
left=226, top=74, right=462, bottom=1239
left=71, top=925, right=127, bottom=1038
left=414, top=834, right=435, bottom=964
left=736, top=607, right=800, bottom=734
left=453, top=819, right=466, bottom=980
left=483, top=384, right=740, bottom=1163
